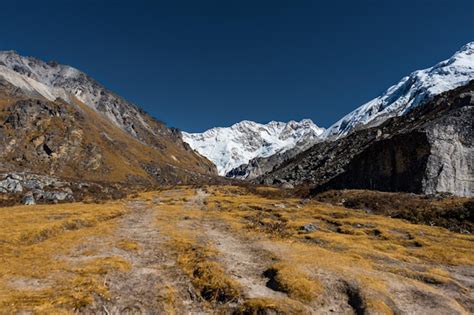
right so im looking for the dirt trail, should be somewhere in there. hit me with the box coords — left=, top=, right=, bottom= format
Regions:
left=181, top=189, right=354, bottom=313
left=183, top=189, right=287, bottom=300
left=205, top=224, right=286, bottom=300
left=3, top=187, right=472, bottom=314
left=83, top=200, right=208, bottom=314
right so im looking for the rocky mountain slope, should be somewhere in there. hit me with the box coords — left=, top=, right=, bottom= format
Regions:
left=324, top=42, right=474, bottom=138
left=182, top=119, right=324, bottom=175
left=0, top=51, right=217, bottom=202
left=257, top=81, right=474, bottom=197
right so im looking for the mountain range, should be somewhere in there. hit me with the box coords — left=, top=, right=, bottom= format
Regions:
left=182, top=119, right=324, bottom=175
left=183, top=42, right=474, bottom=194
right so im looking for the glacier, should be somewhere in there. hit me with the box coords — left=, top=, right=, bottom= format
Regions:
left=182, top=119, right=325, bottom=175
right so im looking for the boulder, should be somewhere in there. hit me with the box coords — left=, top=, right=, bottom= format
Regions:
left=21, top=193, right=36, bottom=205
left=299, top=223, right=318, bottom=233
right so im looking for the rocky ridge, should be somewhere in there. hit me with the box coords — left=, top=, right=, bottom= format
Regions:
left=0, top=50, right=164, bottom=143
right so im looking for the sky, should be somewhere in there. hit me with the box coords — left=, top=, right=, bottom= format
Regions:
left=1, top=0, right=473, bottom=132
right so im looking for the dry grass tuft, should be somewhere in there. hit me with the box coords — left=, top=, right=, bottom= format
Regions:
left=117, top=239, right=140, bottom=252
left=172, top=239, right=242, bottom=304
left=263, top=263, right=322, bottom=302
left=235, top=297, right=305, bottom=314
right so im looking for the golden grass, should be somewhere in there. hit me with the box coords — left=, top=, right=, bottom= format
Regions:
left=206, top=186, right=474, bottom=265
left=315, top=189, right=473, bottom=233
left=160, top=285, right=179, bottom=315
left=235, top=297, right=305, bottom=314
left=197, top=186, right=474, bottom=312
left=365, top=298, right=393, bottom=315
left=117, top=239, right=140, bottom=252
left=263, top=263, right=322, bottom=302
left=173, top=239, right=241, bottom=303
left=2, top=186, right=473, bottom=313
left=0, top=201, right=129, bottom=313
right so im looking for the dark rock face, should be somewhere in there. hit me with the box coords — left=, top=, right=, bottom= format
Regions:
left=225, top=150, right=291, bottom=180
left=315, top=132, right=431, bottom=193
left=256, top=82, right=474, bottom=197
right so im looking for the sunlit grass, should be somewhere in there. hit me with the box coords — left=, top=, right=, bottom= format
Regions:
left=0, top=201, right=129, bottom=313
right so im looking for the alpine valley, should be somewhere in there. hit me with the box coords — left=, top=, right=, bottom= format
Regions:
left=0, top=43, right=473, bottom=315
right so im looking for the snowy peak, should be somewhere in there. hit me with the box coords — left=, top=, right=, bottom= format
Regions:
left=324, top=41, right=474, bottom=138
left=182, top=119, right=325, bottom=175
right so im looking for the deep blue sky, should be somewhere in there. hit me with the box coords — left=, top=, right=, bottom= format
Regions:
left=1, top=1, right=473, bottom=132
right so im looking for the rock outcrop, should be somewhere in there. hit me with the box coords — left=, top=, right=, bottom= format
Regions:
left=0, top=172, right=74, bottom=204
left=0, top=171, right=148, bottom=205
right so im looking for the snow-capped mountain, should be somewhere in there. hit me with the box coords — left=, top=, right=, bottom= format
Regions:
left=324, top=42, right=474, bottom=138
left=182, top=119, right=325, bottom=175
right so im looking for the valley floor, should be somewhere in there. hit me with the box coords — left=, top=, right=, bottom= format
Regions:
left=0, top=186, right=473, bottom=314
